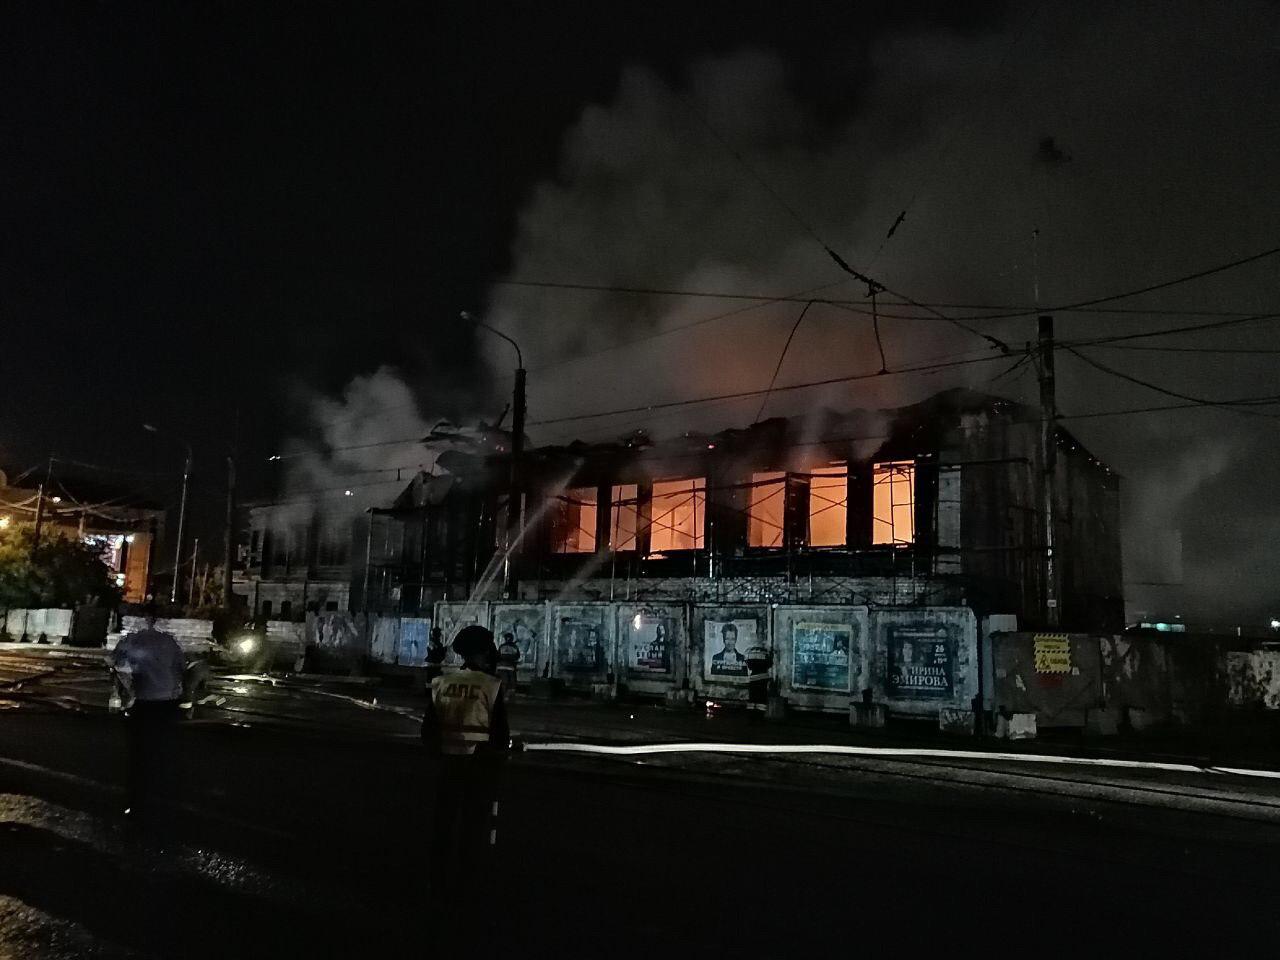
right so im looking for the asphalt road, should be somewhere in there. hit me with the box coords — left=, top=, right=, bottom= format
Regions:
left=2, top=650, right=1280, bottom=956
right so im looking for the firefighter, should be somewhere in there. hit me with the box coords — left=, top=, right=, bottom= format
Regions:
left=745, top=640, right=773, bottom=714
left=496, top=629, right=521, bottom=694
left=424, top=626, right=446, bottom=688
left=422, top=625, right=510, bottom=895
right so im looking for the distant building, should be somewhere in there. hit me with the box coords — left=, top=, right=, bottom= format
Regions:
left=239, top=389, right=1123, bottom=632
left=0, top=468, right=166, bottom=603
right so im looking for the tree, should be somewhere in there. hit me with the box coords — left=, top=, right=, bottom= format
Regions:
left=0, top=526, right=122, bottom=609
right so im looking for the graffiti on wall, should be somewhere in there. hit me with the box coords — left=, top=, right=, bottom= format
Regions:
left=704, top=619, right=756, bottom=682
left=791, top=621, right=853, bottom=691
left=886, top=623, right=954, bottom=698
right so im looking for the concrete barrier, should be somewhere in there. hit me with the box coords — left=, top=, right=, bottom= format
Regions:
left=3, top=608, right=74, bottom=643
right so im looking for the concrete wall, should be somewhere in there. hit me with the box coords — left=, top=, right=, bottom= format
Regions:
left=522, top=575, right=958, bottom=608
left=396, top=618, right=431, bottom=668
left=433, top=602, right=488, bottom=669
left=870, top=607, right=978, bottom=717
left=772, top=606, right=868, bottom=712
left=492, top=603, right=549, bottom=679
left=993, top=632, right=1102, bottom=727
left=234, top=579, right=351, bottom=618
left=1225, top=649, right=1280, bottom=710
left=1100, top=635, right=1172, bottom=719
left=550, top=603, right=615, bottom=688
left=616, top=602, right=687, bottom=696
left=690, top=604, right=770, bottom=700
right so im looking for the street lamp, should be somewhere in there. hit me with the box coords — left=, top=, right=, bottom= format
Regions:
left=144, top=423, right=193, bottom=604
left=463, top=312, right=525, bottom=598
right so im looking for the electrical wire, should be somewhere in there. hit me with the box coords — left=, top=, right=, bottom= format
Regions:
left=529, top=352, right=1013, bottom=428
left=955, top=244, right=1280, bottom=322
left=675, top=87, right=1011, bottom=355
left=1064, top=347, right=1280, bottom=420
left=753, top=300, right=816, bottom=423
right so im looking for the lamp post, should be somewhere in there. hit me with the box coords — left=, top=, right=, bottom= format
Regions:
left=464, top=312, right=525, bottom=599
left=144, top=424, right=192, bottom=604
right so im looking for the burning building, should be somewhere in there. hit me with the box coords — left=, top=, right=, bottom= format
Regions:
left=239, top=388, right=1122, bottom=633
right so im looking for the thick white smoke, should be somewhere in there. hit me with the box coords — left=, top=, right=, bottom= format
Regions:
left=302, top=1, right=1280, bottom=622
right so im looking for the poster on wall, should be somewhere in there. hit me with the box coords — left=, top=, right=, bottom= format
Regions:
left=397, top=618, right=431, bottom=667
left=886, top=623, right=954, bottom=698
left=703, top=619, right=757, bottom=682
left=492, top=607, right=543, bottom=674
left=436, top=604, right=487, bottom=667
left=558, top=616, right=607, bottom=674
left=626, top=609, right=675, bottom=675
left=791, top=622, right=853, bottom=691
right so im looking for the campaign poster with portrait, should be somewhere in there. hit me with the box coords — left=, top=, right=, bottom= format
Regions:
left=626, top=609, right=675, bottom=675
left=703, top=619, right=757, bottom=682
left=791, top=621, right=852, bottom=691
left=557, top=615, right=608, bottom=674
left=492, top=605, right=543, bottom=675
left=886, top=623, right=954, bottom=698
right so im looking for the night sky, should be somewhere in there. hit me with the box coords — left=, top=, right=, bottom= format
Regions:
left=3, top=1, right=1279, bottom=623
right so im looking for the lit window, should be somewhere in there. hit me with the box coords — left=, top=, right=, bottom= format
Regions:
left=748, top=472, right=786, bottom=548
left=649, top=478, right=705, bottom=552
left=610, top=484, right=639, bottom=552
left=552, top=487, right=598, bottom=554
left=809, top=465, right=847, bottom=547
left=873, top=461, right=915, bottom=545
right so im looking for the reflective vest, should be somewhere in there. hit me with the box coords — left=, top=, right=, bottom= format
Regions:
left=431, top=669, right=502, bottom=756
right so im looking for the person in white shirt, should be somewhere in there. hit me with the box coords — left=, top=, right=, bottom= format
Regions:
left=109, top=603, right=186, bottom=825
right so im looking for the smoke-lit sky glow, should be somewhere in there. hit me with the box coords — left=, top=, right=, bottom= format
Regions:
left=3, top=2, right=1278, bottom=624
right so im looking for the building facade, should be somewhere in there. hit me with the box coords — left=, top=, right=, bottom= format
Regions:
left=238, top=389, right=1123, bottom=633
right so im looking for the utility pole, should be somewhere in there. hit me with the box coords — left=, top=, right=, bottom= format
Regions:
left=171, top=445, right=192, bottom=604
left=222, top=455, right=236, bottom=612
left=188, top=537, right=200, bottom=607
left=506, top=365, right=527, bottom=597
left=1038, top=315, right=1061, bottom=628
left=465, top=313, right=525, bottom=599
left=30, top=458, right=52, bottom=556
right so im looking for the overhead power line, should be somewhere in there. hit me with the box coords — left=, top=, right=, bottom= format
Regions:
left=956, top=244, right=1280, bottom=322
left=529, top=352, right=1017, bottom=428
left=253, top=392, right=1280, bottom=506
left=675, top=89, right=1011, bottom=355
left=1064, top=347, right=1280, bottom=420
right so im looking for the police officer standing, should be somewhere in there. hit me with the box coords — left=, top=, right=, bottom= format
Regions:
left=422, top=625, right=510, bottom=898
left=108, top=603, right=186, bottom=826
